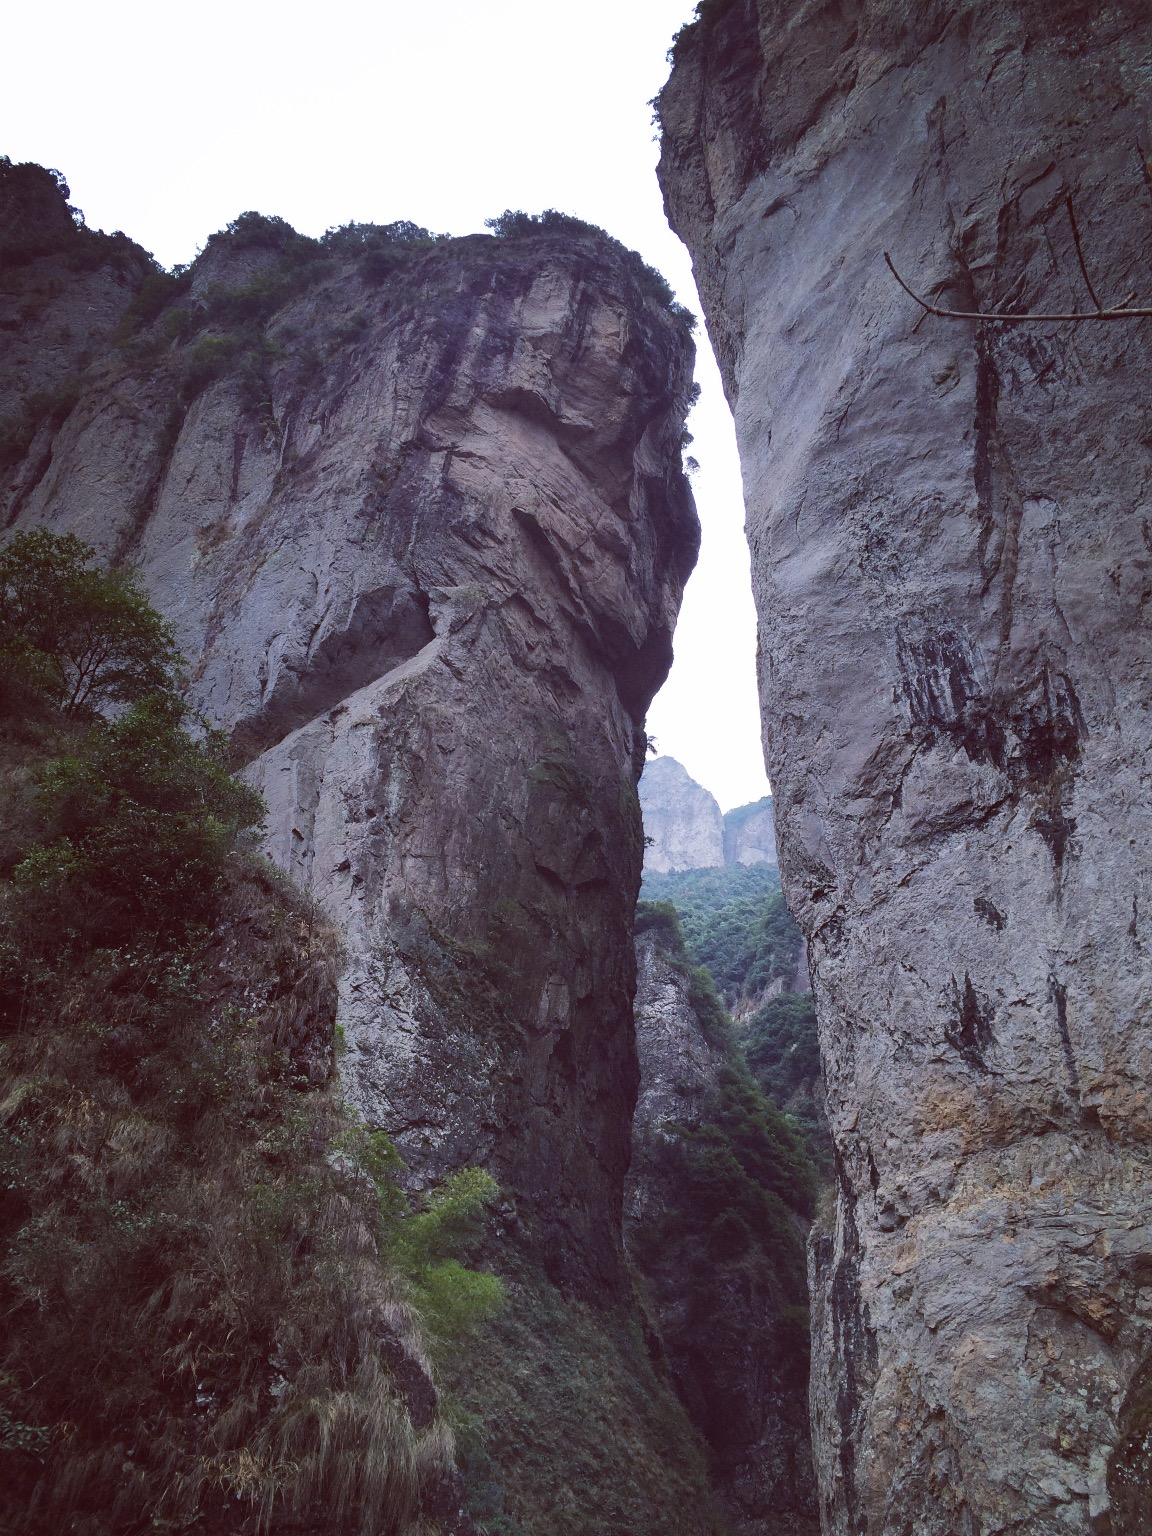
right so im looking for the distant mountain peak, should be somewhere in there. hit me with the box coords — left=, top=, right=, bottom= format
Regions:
left=639, top=756, right=776, bottom=872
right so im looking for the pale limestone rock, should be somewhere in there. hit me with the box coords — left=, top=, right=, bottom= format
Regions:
left=659, top=3, right=1152, bottom=1531
left=723, top=795, right=778, bottom=866
left=640, top=754, right=725, bottom=871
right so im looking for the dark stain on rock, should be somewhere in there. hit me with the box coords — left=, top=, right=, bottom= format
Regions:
left=947, top=973, right=995, bottom=1071
left=819, top=1153, right=879, bottom=1536
left=1108, top=1351, right=1152, bottom=1531
left=1031, top=805, right=1076, bottom=867
left=900, top=630, right=1083, bottom=866
left=973, top=328, right=1002, bottom=586
left=974, top=896, right=1006, bottom=930
left=899, top=628, right=1007, bottom=767
left=1048, top=975, right=1082, bottom=1102
left=1011, top=667, right=1085, bottom=780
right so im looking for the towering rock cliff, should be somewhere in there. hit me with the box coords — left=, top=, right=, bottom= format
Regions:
left=1, top=165, right=720, bottom=1532
left=658, top=5, right=1152, bottom=1533
left=640, top=754, right=777, bottom=871
left=640, top=753, right=726, bottom=870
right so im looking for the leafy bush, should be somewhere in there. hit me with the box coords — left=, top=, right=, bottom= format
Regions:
left=355, top=1142, right=504, bottom=1350
left=322, top=220, right=443, bottom=284
left=743, top=992, right=820, bottom=1104
left=120, top=265, right=193, bottom=329
left=634, top=897, right=683, bottom=947
left=7, top=693, right=265, bottom=953
left=0, top=383, right=81, bottom=475
left=628, top=1056, right=816, bottom=1450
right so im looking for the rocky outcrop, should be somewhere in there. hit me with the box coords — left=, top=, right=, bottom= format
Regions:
left=640, top=754, right=726, bottom=870
left=2, top=173, right=719, bottom=1530
left=659, top=5, right=1152, bottom=1533
left=724, top=795, right=777, bottom=867
left=627, top=910, right=818, bottom=1535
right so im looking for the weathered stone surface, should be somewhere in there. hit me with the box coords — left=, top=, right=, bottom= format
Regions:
left=628, top=928, right=731, bottom=1206
left=659, top=4, right=1152, bottom=1532
left=1, top=182, right=700, bottom=1311
left=627, top=918, right=819, bottom=1535
left=724, top=795, right=777, bottom=867
left=641, top=754, right=726, bottom=871
left=0, top=161, right=153, bottom=507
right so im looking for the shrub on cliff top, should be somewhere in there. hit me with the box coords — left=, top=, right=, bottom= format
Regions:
left=485, top=209, right=695, bottom=327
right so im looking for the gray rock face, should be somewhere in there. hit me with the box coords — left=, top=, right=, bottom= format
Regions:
left=659, top=4, right=1152, bottom=1533
left=1, top=183, right=700, bottom=1306
left=723, top=796, right=777, bottom=867
left=640, top=755, right=726, bottom=871
left=627, top=929, right=731, bottom=1207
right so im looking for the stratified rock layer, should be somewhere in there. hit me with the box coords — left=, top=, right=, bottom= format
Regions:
left=659, top=5, right=1152, bottom=1532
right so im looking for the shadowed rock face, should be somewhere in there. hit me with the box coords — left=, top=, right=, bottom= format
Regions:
left=659, top=4, right=1152, bottom=1533
left=1, top=179, right=700, bottom=1302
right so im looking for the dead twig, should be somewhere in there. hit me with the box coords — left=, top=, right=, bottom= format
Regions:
left=884, top=251, right=1152, bottom=323
left=1064, top=193, right=1102, bottom=310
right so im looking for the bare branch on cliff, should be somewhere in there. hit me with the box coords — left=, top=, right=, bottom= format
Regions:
left=883, top=251, right=1152, bottom=323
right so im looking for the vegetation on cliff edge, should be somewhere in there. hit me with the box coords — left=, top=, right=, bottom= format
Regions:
left=638, top=865, right=829, bottom=1178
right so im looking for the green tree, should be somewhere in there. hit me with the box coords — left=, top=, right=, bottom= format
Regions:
left=0, top=529, right=180, bottom=717
left=10, top=692, right=265, bottom=954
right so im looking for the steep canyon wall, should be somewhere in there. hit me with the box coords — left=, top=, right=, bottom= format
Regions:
left=659, top=4, right=1152, bottom=1533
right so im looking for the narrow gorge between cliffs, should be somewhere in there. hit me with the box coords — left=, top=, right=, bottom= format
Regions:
left=4, top=0, right=1152, bottom=1531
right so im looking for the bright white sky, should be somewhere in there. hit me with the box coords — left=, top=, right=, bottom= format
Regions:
left=1, top=0, right=770, bottom=811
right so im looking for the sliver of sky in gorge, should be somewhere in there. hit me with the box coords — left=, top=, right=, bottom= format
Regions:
left=2, top=0, right=770, bottom=811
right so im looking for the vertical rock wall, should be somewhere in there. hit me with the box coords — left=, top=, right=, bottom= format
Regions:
left=659, top=4, right=1152, bottom=1532
left=0, top=177, right=697, bottom=1299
